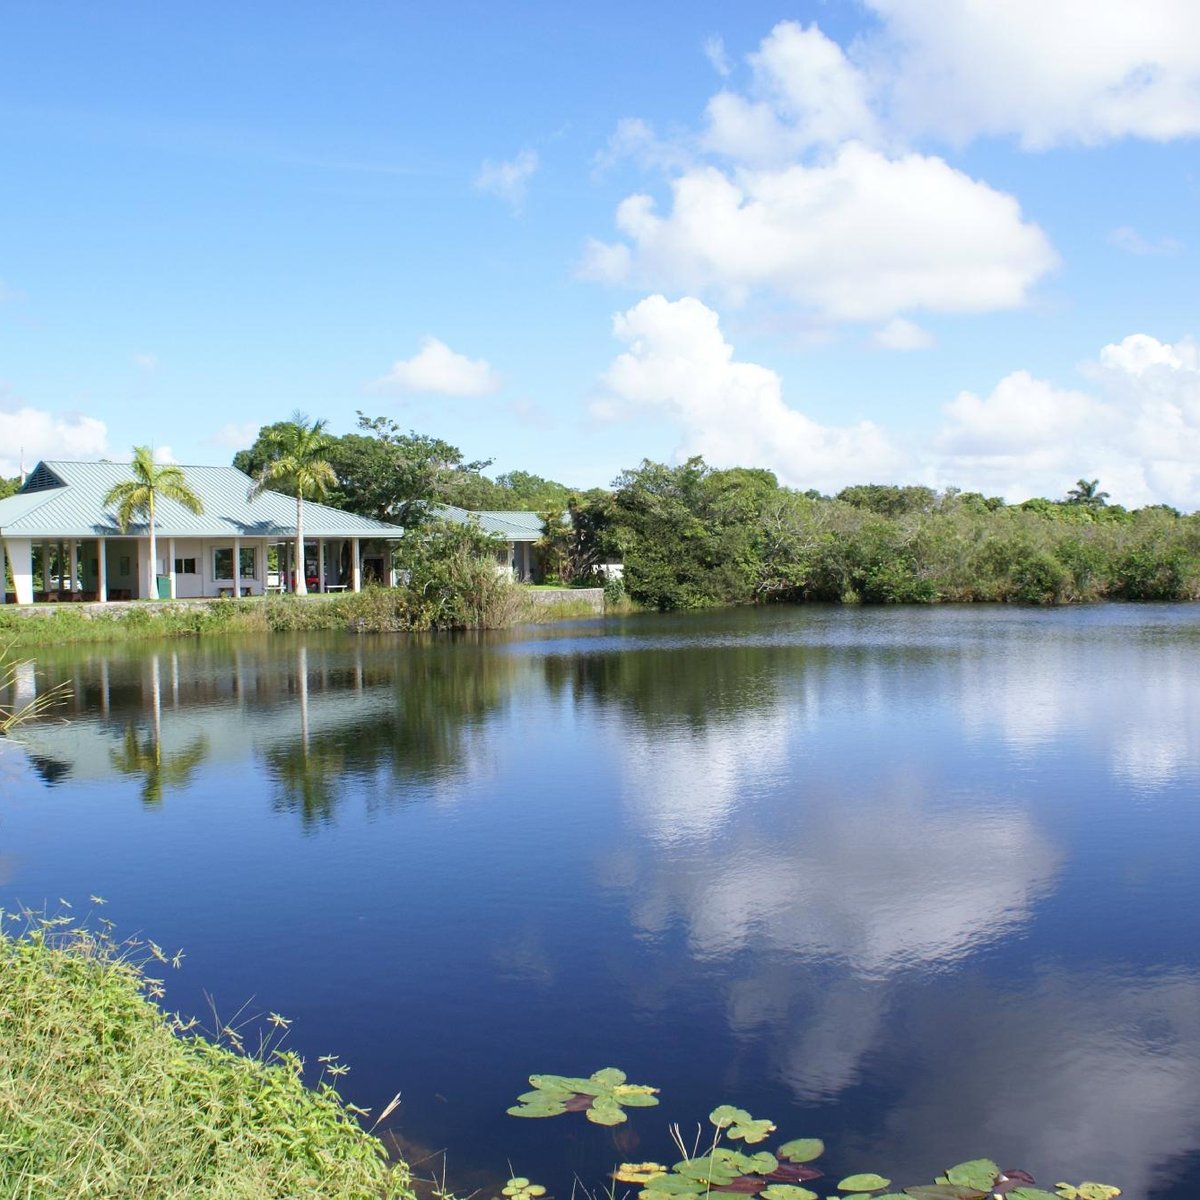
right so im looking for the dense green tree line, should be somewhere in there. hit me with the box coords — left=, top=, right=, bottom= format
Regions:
left=592, top=459, right=1200, bottom=608
left=230, top=418, right=1200, bottom=609
left=233, top=413, right=572, bottom=524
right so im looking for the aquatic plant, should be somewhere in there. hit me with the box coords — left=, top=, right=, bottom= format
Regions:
left=0, top=641, right=69, bottom=734
left=500, top=1177, right=546, bottom=1200
left=709, top=1105, right=777, bottom=1145
left=506, top=1068, right=659, bottom=1126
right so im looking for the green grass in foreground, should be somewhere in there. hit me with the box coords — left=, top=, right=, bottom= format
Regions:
left=0, top=910, right=413, bottom=1200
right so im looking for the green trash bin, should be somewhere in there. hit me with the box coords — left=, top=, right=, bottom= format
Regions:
left=156, top=575, right=171, bottom=600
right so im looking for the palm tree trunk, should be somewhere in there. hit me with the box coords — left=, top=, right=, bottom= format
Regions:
left=294, top=491, right=307, bottom=595
left=147, top=504, right=158, bottom=601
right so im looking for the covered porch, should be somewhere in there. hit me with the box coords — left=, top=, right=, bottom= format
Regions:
left=1, top=534, right=390, bottom=605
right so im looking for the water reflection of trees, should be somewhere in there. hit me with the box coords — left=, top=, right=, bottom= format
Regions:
left=541, top=642, right=793, bottom=731
left=110, top=727, right=209, bottom=807
left=263, top=642, right=520, bottom=827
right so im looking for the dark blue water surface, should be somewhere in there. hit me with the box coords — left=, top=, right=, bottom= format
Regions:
left=3, top=604, right=1200, bottom=1198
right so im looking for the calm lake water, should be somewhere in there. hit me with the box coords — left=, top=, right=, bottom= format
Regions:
left=3, top=605, right=1200, bottom=1197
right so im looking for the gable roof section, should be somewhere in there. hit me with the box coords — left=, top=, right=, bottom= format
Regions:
left=0, top=461, right=403, bottom=539
left=431, top=503, right=548, bottom=541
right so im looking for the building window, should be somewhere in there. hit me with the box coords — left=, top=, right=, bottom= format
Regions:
left=174, top=558, right=197, bottom=575
left=213, top=547, right=233, bottom=579
left=239, top=547, right=257, bottom=579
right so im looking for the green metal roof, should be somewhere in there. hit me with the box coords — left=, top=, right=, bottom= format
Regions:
left=431, top=503, right=548, bottom=541
left=0, top=461, right=404, bottom=539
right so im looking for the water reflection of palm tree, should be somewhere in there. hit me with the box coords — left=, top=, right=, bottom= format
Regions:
left=266, top=741, right=347, bottom=827
left=110, top=726, right=209, bottom=807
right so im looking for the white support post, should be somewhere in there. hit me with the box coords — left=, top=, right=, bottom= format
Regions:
left=69, top=540, right=79, bottom=594
left=168, top=538, right=177, bottom=599
left=7, top=539, right=33, bottom=605
left=351, top=537, right=361, bottom=592
left=233, top=536, right=241, bottom=598
left=318, top=539, right=326, bottom=592
left=98, top=538, right=108, bottom=603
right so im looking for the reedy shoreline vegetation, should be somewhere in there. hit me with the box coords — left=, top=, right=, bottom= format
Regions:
left=0, top=911, right=413, bottom=1200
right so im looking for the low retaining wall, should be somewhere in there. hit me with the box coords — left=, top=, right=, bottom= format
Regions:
left=522, top=587, right=604, bottom=613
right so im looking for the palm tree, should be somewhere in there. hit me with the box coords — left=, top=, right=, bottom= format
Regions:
left=248, top=413, right=336, bottom=595
left=103, top=447, right=205, bottom=598
left=1066, top=478, right=1110, bottom=508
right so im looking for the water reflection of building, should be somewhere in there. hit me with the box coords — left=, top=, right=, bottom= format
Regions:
left=11, top=641, right=537, bottom=820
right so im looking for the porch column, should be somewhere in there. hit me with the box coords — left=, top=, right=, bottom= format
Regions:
left=42, top=542, right=52, bottom=593
left=351, top=537, right=361, bottom=592
left=318, top=540, right=326, bottom=592
left=7, top=539, right=33, bottom=605
left=233, top=536, right=241, bottom=597
left=168, top=538, right=177, bottom=599
left=98, top=538, right=108, bottom=603
left=69, top=540, right=79, bottom=594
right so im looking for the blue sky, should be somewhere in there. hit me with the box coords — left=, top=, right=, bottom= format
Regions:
left=2, top=1, right=1199, bottom=507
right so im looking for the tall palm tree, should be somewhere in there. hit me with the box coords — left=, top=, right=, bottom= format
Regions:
left=103, top=447, right=205, bottom=599
left=248, top=413, right=336, bottom=595
left=1066, top=478, right=1110, bottom=508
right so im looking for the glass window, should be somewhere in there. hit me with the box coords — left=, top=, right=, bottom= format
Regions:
left=213, top=547, right=233, bottom=579
left=239, top=547, right=257, bottom=578
left=174, top=558, right=197, bottom=575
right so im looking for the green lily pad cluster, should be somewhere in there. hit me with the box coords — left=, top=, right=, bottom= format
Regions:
left=501, top=1178, right=546, bottom=1200
left=506, top=1068, right=659, bottom=1126
left=504, top=1071, right=1120, bottom=1200
left=710, top=1105, right=777, bottom=1144
left=625, top=1128, right=827, bottom=1200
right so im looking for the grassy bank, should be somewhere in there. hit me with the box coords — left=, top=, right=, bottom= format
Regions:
left=0, top=911, right=413, bottom=1200
left=0, top=586, right=511, bottom=649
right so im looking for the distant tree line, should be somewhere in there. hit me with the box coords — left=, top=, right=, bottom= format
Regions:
left=231, top=418, right=1200, bottom=609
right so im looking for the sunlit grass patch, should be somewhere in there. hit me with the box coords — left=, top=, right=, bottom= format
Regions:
left=0, top=908, right=413, bottom=1200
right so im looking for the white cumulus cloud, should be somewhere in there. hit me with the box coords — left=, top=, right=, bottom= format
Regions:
left=589, top=143, right=1055, bottom=321
left=932, top=333, right=1200, bottom=508
left=703, top=21, right=879, bottom=162
left=597, top=294, right=899, bottom=491
left=870, top=0, right=1200, bottom=148
left=473, top=148, right=539, bottom=212
left=0, top=406, right=109, bottom=477
left=374, top=336, right=501, bottom=397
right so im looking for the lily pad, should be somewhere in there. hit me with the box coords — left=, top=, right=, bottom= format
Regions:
left=903, top=1188, right=987, bottom=1200
left=502, top=1178, right=547, bottom=1200
left=838, top=1175, right=891, bottom=1192
left=777, top=1139, right=824, bottom=1164
left=711, top=1105, right=779, bottom=1145
left=1054, top=1187, right=1120, bottom=1200
left=509, top=1068, right=659, bottom=1125
left=759, top=1188, right=818, bottom=1200
left=615, top=1164, right=669, bottom=1185
left=1007, top=1191, right=1059, bottom=1200
left=640, top=1177, right=707, bottom=1200
left=768, top=1163, right=823, bottom=1185
left=944, top=1161, right=999, bottom=1191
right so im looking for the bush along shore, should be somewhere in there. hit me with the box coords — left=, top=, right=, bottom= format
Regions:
left=0, top=909, right=413, bottom=1200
